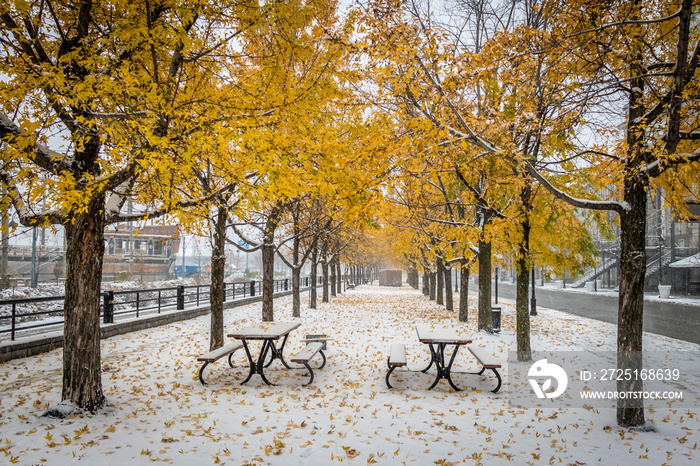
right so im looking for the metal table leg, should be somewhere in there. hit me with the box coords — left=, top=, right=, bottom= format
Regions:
left=240, top=339, right=276, bottom=386
left=264, top=334, right=293, bottom=369
left=427, top=343, right=462, bottom=391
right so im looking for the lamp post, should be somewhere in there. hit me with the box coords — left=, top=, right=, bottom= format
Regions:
left=530, top=267, right=537, bottom=316
left=494, top=267, right=499, bottom=304
left=30, top=226, right=37, bottom=288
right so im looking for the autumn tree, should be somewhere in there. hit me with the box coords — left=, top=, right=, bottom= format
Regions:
left=358, top=0, right=602, bottom=353
left=0, top=0, right=268, bottom=412
left=521, top=0, right=700, bottom=427
left=368, top=0, right=699, bottom=427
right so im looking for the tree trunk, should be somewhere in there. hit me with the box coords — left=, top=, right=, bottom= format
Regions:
left=209, top=205, right=227, bottom=350
left=515, top=215, right=532, bottom=361
left=436, top=257, right=444, bottom=305
left=478, top=238, right=493, bottom=332
left=292, top=266, right=301, bottom=317
left=616, top=178, right=648, bottom=425
left=330, top=258, right=337, bottom=297
left=328, top=259, right=336, bottom=298
left=336, top=261, right=342, bottom=294
left=429, top=270, right=436, bottom=300
left=62, top=198, right=106, bottom=411
left=261, top=240, right=275, bottom=322
left=617, top=181, right=647, bottom=427
left=423, top=269, right=429, bottom=296
left=310, top=248, right=318, bottom=309
left=291, top=235, right=301, bottom=317
left=444, top=264, right=453, bottom=312
left=322, top=254, right=329, bottom=303
left=1, top=188, right=9, bottom=289
left=408, top=267, right=418, bottom=289
left=459, top=263, right=469, bottom=322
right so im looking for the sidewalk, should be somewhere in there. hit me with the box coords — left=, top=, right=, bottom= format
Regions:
left=0, top=285, right=697, bottom=465
left=487, top=281, right=700, bottom=345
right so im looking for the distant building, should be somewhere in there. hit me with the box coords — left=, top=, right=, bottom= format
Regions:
left=103, top=224, right=180, bottom=280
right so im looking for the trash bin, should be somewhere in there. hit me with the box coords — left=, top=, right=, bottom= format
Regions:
left=491, top=306, right=501, bottom=333
left=306, top=334, right=328, bottom=350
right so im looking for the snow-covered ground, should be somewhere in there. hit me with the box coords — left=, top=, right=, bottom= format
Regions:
left=0, top=285, right=698, bottom=465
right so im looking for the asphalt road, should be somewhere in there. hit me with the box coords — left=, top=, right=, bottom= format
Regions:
left=473, top=282, right=700, bottom=346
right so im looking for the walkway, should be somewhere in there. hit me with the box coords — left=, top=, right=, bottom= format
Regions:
left=0, top=285, right=697, bottom=465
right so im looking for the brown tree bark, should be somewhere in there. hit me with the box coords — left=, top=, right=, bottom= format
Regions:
left=1, top=189, right=9, bottom=289
left=429, top=270, right=436, bottom=300
left=617, top=180, right=647, bottom=427
left=310, top=248, right=318, bottom=309
left=209, top=205, right=227, bottom=350
left=436, top=257, right=444, bottom=305
left=444, top=263, right=453, bottom=312
left=261, top=209, right=280, bottom=323
left=515, top=214, right=532, bottom=361
left=459, top=263, right=469, bottom=322
left=62, top=197, right=106, bottom=411
left=291, top=230, right=301, bottom=317
left=261, top=239, right=275, bottom=322
left=330, top=257, right=337, bottom=297
left=291, top=266, right=301, bottom=317
left=478, top=238, right=493, bottom=333
left=336, top=260, right=342, bottom=294
left=322, top=249, right=329, bottom=303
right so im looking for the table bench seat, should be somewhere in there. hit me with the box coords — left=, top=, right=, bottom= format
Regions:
left=467, top=345, right=502, bottom=393
left=386, top=343, right=407, bottom=388
left=290, top=342, right=326, bottom=386
left=197, top=341, right=244, bottom=385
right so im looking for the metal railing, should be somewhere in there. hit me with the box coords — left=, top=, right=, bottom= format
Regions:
left=0, top=276, right=328, bottom=341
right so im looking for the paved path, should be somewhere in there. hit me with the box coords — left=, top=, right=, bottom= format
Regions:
left=478, top=282, right=700, bottom=345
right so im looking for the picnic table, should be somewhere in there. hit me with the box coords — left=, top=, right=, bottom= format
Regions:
left=415, top=324, right=472, bottom=391
left=227, top=321, right=301, bottom=386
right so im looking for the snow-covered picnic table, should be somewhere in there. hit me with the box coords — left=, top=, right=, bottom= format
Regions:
left=227, top=321, right=301, bottom=386
left=415, top=324, right=473, bottom=391
left=387, top=324, right=502, bottom=392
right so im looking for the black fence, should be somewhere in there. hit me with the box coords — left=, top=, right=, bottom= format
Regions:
left=0, top=276, right=329, bottom=341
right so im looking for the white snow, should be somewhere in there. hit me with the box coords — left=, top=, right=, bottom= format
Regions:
left=0, top=285, right=698, bottom=465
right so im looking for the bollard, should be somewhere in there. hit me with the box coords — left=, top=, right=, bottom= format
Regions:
left=284, top=278, right=288, bottom=291
left=177, top=285, right=185, bottom=310
left=103, top=291, right=114, bottom=324
left=250, top=280, right=256, bottom=297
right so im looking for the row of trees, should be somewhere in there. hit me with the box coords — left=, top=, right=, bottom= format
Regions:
left=0, top=0, right=389, bottom=414
left=1, top=0, right=698, bottom=429
left=361, top=0, right=699, bottom=428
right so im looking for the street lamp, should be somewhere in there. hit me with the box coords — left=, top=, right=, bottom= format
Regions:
left=530, top=267, right=537, bottom=316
